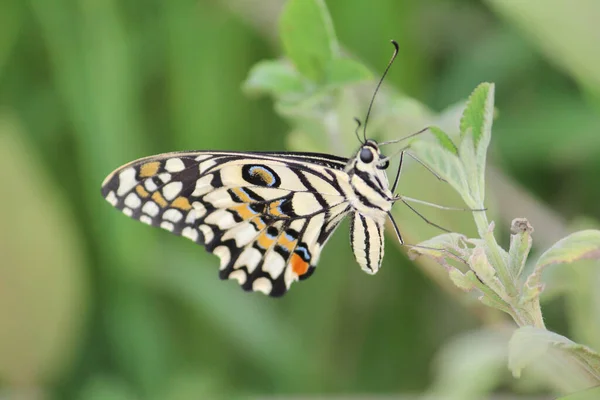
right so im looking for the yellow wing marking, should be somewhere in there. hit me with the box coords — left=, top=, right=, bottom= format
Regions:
left=171, top=196, right=192, bottom=211
left=151, top=191, right=168, bottom=208
left=139, top=161, right=161, bottom=178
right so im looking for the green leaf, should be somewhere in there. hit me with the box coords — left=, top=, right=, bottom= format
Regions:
left=469, top=246, right=501, bottom=293
left=429, top=126, right=458, bottom=155
left=279, top=0, right=338, bottom=82
left=459, top=82, right=494, bottom=147
left=459, top=131, right=482, bottom=205
left=410, top=232, right=468, bottom=270
left=324, top=57, right=372, bottom=88
left=409, top=141, right=471, bottom=202
left=535, top=230, right=600, bottom=270
left=525, top=230, right=600, bottom=299
left=458, top=83, right=494, bottom=204
left=508, top=327, right=600, bottom=390
left=508, top=218, right=534, bottom=279
left=243, top=60, right=308, bottom=98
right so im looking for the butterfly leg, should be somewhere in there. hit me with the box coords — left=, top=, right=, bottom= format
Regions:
left=399, top=195, right=487, bottom=212
left=404, top=151, right=447, bottom=182
left=386, top=211, right=403, bottom=244
left=400, top=199, right=452, bottom=233
left=390, top=151, right=404, bottom=193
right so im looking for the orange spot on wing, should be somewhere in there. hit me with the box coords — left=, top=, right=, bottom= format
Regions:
left=256, top=231, right=275, bottom=249
left=135, top=185, right=150, bottom=198
left=291, top=253, right=309, bottom=276
left=171, top=196, right=192, bottom=210
left=252, top=217, right=266, bottom=231
left=277, top=235, right=296, bottom=252
left=232, top=188, right=251, bottom=203
left=268, top=200, right=286, bottom=217
left=151, top=191, right=168, bottom=208
left=140, top=161, right=160, bottom=177
left=231, top=204, right=257, bottom=220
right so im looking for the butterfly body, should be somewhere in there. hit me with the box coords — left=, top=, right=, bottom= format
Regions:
left=101, top=140, right=397, bottom=296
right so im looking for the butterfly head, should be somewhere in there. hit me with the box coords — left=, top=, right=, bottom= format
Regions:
left=355, top=139, right=390, bottom=172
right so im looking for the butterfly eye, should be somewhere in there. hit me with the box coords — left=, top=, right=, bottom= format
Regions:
left=360, top=148, right=374, bottom=163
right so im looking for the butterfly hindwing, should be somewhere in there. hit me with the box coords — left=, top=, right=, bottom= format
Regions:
left=101, top=151, right=352, bottom=296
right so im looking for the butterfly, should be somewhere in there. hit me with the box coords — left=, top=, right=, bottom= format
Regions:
left=101, top=41, right=419, bottom=297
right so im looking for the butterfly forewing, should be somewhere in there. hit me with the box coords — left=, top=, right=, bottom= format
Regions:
left=101, top=151, right=352, bottom=296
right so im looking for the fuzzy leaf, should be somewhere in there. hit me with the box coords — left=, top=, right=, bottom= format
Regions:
left=535, top=230, right=600, bottom=270
left=459, top=131, right=482, bottom=205
left=410, top=233, right=468, bottom=261
left=324, top=57, right=372, bottom=88
left=429, top=126, right=458, bottom=155
left=243, top=60, right=307, bottom=98
left=409, top=141, right=471, bottom=201
left=460, top=83, right=494, bottom=203
left=526, top=230, right=600, bottom=297
left=509, top=327, right=600, bottom=386
left=460, top=82, right=494, bottom=147
left=279, top=0, right=337, bottom=82
left=509, top=218, right=534, bottom=279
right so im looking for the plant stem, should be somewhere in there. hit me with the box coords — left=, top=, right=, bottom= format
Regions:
left=472, top=210, right=518, bottom=297
left=471, top=210, right=547, bottom=328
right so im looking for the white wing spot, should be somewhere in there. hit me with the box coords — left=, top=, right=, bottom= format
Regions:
left=142, top=201, right=159, bottom=217
left=199, top=225, right=214, bottom=244
left=140, top=215, right=153, bottom=225
left=195, top=154, right=212, bottom=162
left=144, top=178, right=158, bottom=192
left=160, top=221, right=174, bottom=232
left=213, top=246, right=231, bottom=270
left=182, top=227, right=199, bottom=242
left=284, top=264, right=299, bottom=289
left=122, top=207, right=133, bottom=217
left=228, top=270, right=247, bottom=285
left=199, top=159, right=216, bottom=174
left=163, top=208, right=183, bottom=223
left=191, top=175, right=213, bottom=197
left=158, top=173, right=171, bottom=183
left=162, top=181, right=182, bottom=200
left=234, top=247, right=262, bottom=273
left=185, top=209, right=198, bottom=224
left=205, top=209, right=236, bottom=230
left=191, top=201, right=207, bottom=217
left=263, top=251, right=286, bottom=279
left=117, top=167, right=137, bottom=196
left=165, top=158, right=185, bottom=173
left=234, top=224, right=258, bottom=247
left=106, top=191, right=118, bottom=206
left=252, top=277, right=273, bottom=295
left=124, top=193, right=142, bottom=209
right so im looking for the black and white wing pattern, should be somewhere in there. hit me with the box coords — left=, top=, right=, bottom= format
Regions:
left=101, top=151, right=353, bottom=296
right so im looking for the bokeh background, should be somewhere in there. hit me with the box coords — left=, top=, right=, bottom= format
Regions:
left=1, top=0, right=599, bottom=399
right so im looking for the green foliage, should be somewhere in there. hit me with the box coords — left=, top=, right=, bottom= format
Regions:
left=279, top=0, right=338, bottom=82
left=2, top=0, right=600, bottom=399
left=410, top=84, right=600, bottom=393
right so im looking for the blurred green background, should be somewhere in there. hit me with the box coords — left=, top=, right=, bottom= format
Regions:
left=1, top=0, right=600, bottom=399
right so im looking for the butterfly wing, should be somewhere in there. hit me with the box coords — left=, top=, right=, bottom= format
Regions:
left=101, top=151, right=352, bottom=296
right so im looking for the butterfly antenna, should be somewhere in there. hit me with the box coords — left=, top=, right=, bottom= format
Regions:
left=354, top=117, right=364, bottom=145
left=362, top=40, right=400, bottom=143
left=379, top=126, right=430, bottom=146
